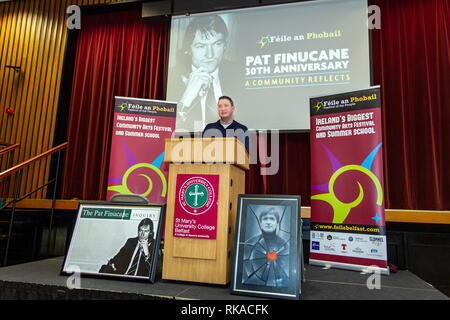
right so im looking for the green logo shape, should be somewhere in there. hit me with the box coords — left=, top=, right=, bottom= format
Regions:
left=185, top=183, right=208, bottom=209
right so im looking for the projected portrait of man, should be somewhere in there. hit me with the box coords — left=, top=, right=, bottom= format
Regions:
left=242, top=206, right=290, bottom=287
left=172, top=15, right=237, bottom=131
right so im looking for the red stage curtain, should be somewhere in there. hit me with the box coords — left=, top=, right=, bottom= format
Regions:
left=61, top=10, right=168, bottom=200
left=245, top=133, right=311, bottom=207
left=250, top=0, right=450, bottom=210
left=371, top=0, right=450, bottom=210
left=61, top=0, right=450, bottom=210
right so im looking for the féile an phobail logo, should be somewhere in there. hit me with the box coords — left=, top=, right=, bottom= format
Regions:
left=313, top=100, right=324, bottom=112
left=179, top=177, right=215, bottom=215
left=258, top=35, right=270, bottom=48
left=119, top=102, right=129, bottom=111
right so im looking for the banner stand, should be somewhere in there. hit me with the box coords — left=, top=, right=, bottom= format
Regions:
left=107, top=97, right=177, bottom=204
left=309, top=86, right=389, bottom=275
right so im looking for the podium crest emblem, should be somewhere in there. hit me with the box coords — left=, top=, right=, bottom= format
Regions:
left=179, top=176, right=215, bottom=215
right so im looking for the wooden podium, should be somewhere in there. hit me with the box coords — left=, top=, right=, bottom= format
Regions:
left=162, top=138, right=249, bottom=284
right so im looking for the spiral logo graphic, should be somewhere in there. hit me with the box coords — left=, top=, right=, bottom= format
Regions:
left=311, top=143, right=383, bottom=224
left=108, top=162, right=167, bottom=197
left=108, top=141, right=167, bottom=199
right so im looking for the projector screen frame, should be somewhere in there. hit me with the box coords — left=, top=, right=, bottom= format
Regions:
left=163, top=0, right=374, bottom=134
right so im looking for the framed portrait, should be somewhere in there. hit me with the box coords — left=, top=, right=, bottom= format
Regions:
left=61, top=202, right=165, bottom=283
left=231, top=194, right=302, bottom=300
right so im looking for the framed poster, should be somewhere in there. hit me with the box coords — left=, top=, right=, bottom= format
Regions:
left=61, top=202, right=165, bottom=283
left=231, top=194, right=302, bottom=300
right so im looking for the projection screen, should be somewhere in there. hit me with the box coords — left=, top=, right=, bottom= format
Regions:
left=166, top=0, right=371, bottom=132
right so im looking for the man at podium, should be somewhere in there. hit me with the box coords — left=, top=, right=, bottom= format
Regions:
left=163, top=95, right=250, bottom=285
left=202, top=95, right=249, bottom=151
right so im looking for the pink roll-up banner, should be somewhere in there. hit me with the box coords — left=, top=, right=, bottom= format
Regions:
left=107, top=97, right=177, bottom=204
left=309, top=86, right=389, bottom=274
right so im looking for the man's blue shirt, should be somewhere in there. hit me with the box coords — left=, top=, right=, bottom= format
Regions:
left=202, top=120, right=249, bottom=152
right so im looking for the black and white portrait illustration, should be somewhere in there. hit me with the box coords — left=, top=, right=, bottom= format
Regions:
left=241, top=205, right=291, bottom=287
left=231, top=195, right=301, bottom=299
left=61, top=203, right=165, bottom=283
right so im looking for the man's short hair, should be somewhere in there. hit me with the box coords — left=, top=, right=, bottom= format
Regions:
left=259, top=207, right=280, bottom=223
left=138, top=218, right=154, bottom=232
left=218, top=95, right=234, bottom=106
left=182, top=15, right=229, bottom=54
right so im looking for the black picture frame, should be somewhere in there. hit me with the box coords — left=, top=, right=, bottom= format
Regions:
left=231, top=194, right=302, bottom=300
left=61, top=201, right=165, bottom=283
